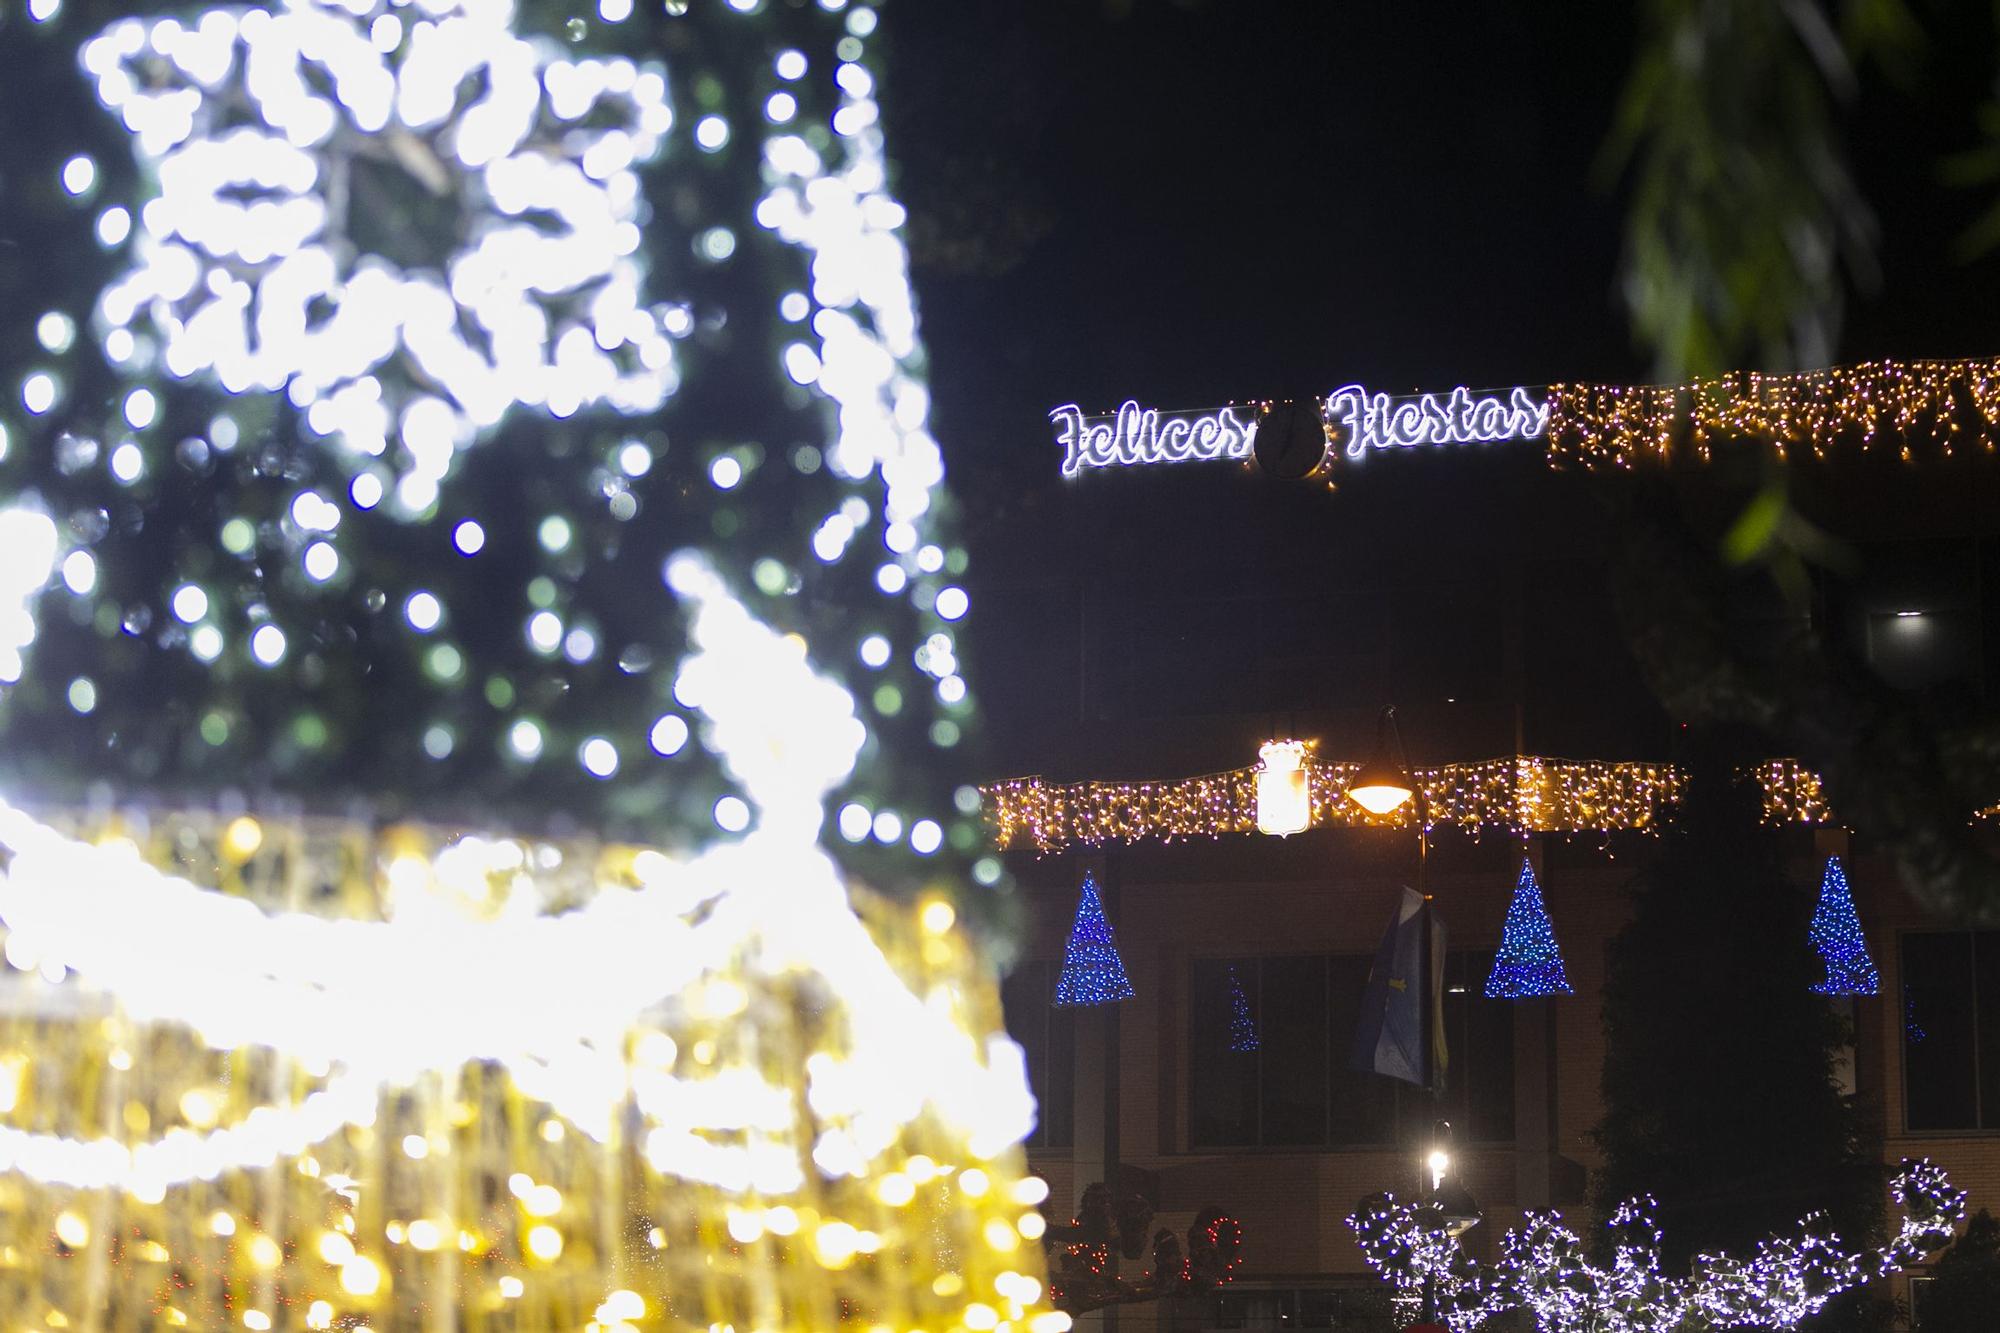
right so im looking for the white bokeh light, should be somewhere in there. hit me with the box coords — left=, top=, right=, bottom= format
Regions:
left=123, top=388, right=157, bottom=429
left=61, top=155, right=96, bottom=196
left=579, top=736, right=619, bottom=779
left=61, top=552, right=97, bottom=596
left=170, top=584, right=208, bottom=624
left=108, top=442, right=145, bottom=483
left=713, top=796, right=750, bottom=833
left=84, top=0, right=680, bottom=511
left=507, top=718, right=543, bottom=760
left=303, top=541, right=339, bottom=582
left=250, top=623, right=287, bottom=666
left=36, top=314, right=75, bottom=354
left=648, top=713, right=688, bottom=756
left=404, top=591, right=442, bottom=632
left=22, top=374, right=58, bottom=416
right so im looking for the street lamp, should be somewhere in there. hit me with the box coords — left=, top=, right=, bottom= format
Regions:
left=1415, top=1121, right=1481, bottom=1330
left=1347, top=706, right=1416, bottom=816
left=1423, top=1122, right=1483, bottom=1239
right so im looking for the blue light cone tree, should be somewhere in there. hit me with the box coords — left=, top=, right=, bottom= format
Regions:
left=1486, top=857, right=1574, bottom=999
left=1810, top=855, right=1881, bottom=996
left=1054, top=871, right=1134, bottom=1007
left=1226, top=964, right=1259, bottom=1052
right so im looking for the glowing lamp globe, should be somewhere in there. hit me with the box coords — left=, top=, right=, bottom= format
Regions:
left=1255, top=740, right=1313, bottom=836
left=1346, top=757, right=1414, bottom=816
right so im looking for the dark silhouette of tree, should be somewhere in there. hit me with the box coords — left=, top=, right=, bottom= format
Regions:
left=1595, top=740, right=1886, bottom=1324
left=1915, top=1208, right=2000, bottom=1331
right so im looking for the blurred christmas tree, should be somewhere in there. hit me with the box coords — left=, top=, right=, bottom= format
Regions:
left=0, top=0, right=994, bottom=909
left=0, top=3, right=1050, bottom=1326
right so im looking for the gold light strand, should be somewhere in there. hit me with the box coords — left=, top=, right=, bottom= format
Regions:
left=1753, top=759, right=1832, bottom=826
left=982, top=755, right=1992, bottom=854
left=1545, top=356, right=2000, bottom=471
left=0, top=809, right=1057, bottom=1333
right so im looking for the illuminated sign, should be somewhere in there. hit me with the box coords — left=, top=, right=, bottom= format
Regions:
left=1325, top=384, right=1548, bottom=459
left=1053, top=384, right=1548, bottom=477
left=1051, top=402, right=1256, bottom=478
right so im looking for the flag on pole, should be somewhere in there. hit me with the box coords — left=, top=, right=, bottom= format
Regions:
left=1351, top=886, right=1447, bottom=1090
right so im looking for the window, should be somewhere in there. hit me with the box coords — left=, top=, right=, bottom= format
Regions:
left=1001, top=961, right=1075, bottom=1149
left=1901, top=931, right=2000, bottom=1131
left=1190, top=953, right=1514, bottom=1149
left=1909, top=1275, right=1935, bottom=1329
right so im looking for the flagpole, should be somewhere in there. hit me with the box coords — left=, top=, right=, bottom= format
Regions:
left=1418, top=777, right=1441, bottom=1330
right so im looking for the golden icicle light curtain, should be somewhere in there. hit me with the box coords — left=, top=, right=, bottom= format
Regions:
left=1544, top=356, right=2000, bottom=469
left=0, top=806, right=1057, bottom=1333
left=980, top=755, right=1951, bottom=854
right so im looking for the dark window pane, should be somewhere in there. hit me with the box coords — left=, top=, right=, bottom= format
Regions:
left=1904, top=933, right=1979, bottom=1131
left=1190, top=958, right=1257, bottom=1146
left=1045, top=993, right=1076, bottom=1149
left=1455, top=951, right=1516, bottom=1143
left=1260, top=955, right=1330, bottom=1145
left=1978, top=933, right=2000, bottom=1132
left=1328, top=954, right=1398, bottom=1146
left=1002, top=962, right=1075, bottom=1150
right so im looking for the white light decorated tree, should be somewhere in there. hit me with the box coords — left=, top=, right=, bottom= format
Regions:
left=0, top=0, right=1050, bottom=1327
left=1350, top=1158, right=1968, bottom=1333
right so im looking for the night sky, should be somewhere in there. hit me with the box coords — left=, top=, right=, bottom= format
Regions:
left=880, top=1, right=2000, bottom=780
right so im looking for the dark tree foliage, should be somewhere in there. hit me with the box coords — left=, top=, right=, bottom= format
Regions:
left=1601, top=1, right=2000, bottom=924
left=1595, top=741, right=1884, bottom=1300
left=1602, top=473, right=2000, bottom=926
left=1915, top=1208, right=2000, bottom=1332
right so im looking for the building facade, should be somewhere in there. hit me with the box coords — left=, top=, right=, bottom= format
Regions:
left=971, top=439, right=2000, bottom=1330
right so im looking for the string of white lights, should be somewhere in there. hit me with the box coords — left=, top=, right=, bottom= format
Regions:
left=1349, top=1159, right=1967, bottom=1333
left=84, top=0, right=677, bottom=513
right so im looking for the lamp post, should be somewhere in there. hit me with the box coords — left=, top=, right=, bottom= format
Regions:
left=1349, top=708, right=1474, bottom=1333
left=1413, top=1121, right=1482, bottom=1329
left=1347, top=709, right=1434, bottom=1084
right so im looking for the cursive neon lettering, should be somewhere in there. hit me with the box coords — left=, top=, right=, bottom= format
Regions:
left=1055, top=384, right=1549, bottom=476
left=1325, top=383, right=1549, bottom=461
left=1052, top=401, right=1256, bottom=478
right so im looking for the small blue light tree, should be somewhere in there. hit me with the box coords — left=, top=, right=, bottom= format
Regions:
left=1809, top=855, right=1880, bottom=996
left=1054, top=871, right=1135, bottom=1006
left=1486, top=858, right=1574, bottom=999
left=1227, top=965, right=1259, bottom=1052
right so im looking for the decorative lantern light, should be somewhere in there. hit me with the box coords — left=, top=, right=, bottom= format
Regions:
left=1256, top=739, right=1313, bottom=836
left=1347, top=707, right=1416, bottom=816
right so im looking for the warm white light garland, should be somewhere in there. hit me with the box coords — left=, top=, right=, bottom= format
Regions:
left=0, top=561, right=1033, bottom=1198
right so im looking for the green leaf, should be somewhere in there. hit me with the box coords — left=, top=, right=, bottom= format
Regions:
left=1722, top=486, right=1789, bottom=565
